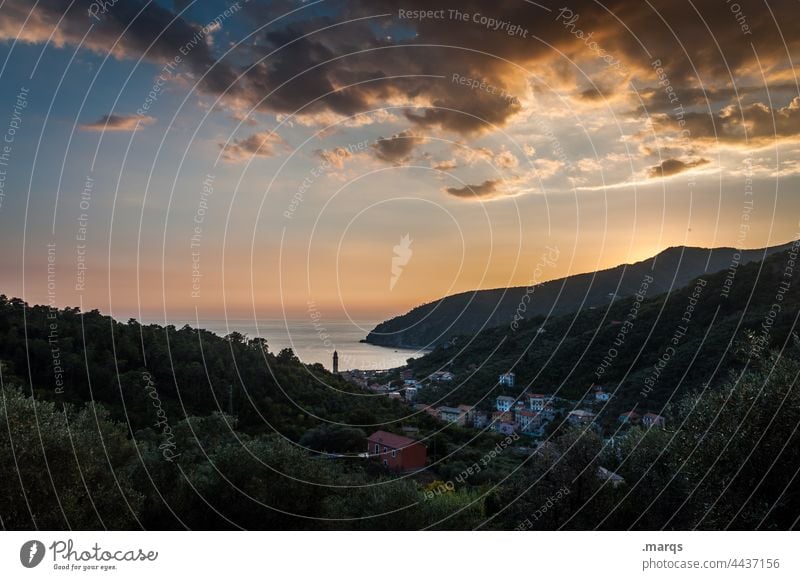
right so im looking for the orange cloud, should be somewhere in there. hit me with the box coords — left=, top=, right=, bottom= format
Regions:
left=80, top=114, right=155, bottom=132
left=220, top=131, right=287, bottom=162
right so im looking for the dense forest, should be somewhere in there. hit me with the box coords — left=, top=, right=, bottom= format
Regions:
left=2, top=246, right=800, bottom=530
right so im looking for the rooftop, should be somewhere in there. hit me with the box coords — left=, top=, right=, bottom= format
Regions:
left=367, top=430, right=419, bottom=449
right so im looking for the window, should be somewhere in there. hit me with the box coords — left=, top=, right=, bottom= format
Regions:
left=374, top=444, right=379, bottom=454
left=383, top=446, right=388, bottom=453
left=391, top=450, right=396, bottom=458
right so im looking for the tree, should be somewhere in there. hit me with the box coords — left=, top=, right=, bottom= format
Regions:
left=0, top=387, right=143, bottom=529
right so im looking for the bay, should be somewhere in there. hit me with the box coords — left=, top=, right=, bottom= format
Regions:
left=179, top=318, right=427, bottom=371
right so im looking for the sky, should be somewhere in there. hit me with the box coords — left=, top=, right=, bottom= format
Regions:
left=0, top=0, right=798, bottom=324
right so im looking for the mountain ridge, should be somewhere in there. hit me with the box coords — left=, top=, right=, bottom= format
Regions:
left=365, top=240, right=797, bottom=349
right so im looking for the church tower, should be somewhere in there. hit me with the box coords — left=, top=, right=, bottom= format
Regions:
left=332, top=350, right=339, bottom=374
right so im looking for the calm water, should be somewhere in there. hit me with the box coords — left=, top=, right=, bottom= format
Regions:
left=182, top=318, right=426, bottom=371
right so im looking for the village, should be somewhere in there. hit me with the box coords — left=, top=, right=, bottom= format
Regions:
left=336, top=353, right=666, bottom=477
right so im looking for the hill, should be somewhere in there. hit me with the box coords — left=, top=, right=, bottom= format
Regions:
left=0, top=297, right=414, bottom=439
left=365, top=241, right=795, bottom=349
left=407, top=243, right=800, bottom=424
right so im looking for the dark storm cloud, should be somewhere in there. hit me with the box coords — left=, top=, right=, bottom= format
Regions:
left=0, top=0, right=239, bottom=95
left=648, top=158, right=709, bottom=178
left=652, top=97, right=800, bottom=145
left=3, top=0, right=799, bottom=143
left=372, top=130, right=424, bottom=163
left=444, top=179, right=503, bottom=199
left=231, top=0, right=800, bottom=136
left=404, top=91, right=522, bottom=135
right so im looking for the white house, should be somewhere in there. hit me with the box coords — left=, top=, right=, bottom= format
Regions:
left=567, top=409, right=596, bottom=425
left=527, top=393, right=554, bottom=412
left=499, top=372, right=516, bottom=387
left=438, top=406, right=464, bottom=425
left=496, top=395, right=515, bottom=412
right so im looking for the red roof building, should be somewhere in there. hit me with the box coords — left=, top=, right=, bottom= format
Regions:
left=367, top=430, right=427, bottom=472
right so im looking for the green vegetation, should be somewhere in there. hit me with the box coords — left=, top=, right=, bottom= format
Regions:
left=1, top=246, right=799, bottom=529
left=486, top=345, right=800, bottom=530
left=0, top=296, right=502, bottom=529
left=411, top=248, right=800, bottom=423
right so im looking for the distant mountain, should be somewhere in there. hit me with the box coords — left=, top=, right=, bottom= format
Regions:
left=365, top=241, right=796, bottom=349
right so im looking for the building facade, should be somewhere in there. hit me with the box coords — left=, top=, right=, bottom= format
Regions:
left=499, top=372, right=516, bottom=387
left=366, top=430, right=427, bottom=472
left=496, top=395, right=515, bottom=412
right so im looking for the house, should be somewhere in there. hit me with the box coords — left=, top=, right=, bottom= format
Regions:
left=597, top=466, right=625, bottom=488
left=429, top=371, right=455, bottom=382
left=367, top=430, right=427, bottom=472
left=491, top=409, right=517, bottom=435
left=514, top=409, right=543, bottom=433
left=404, top=379, right=423, bottom=389
left=403, top=387, right=417, bottom=402
left=438, top=406, right=464, bottom=425
left=415, top=404, right=440, bottom=419
left=496, top=395, right=515, bottom=412
left=593, top=386, right=611, bottom=402
left=368, top=383, right=392, bottom=393
left=458, top=404, right=476, bottom=427
left=642, top=412, right=666, bottom=429
left=618, top=411, right=641, bottom=425
left=473, top=412, right=489, bottom=429
left=492, top=410, right=514, bottom=424
left=499, top=372, right=516, bottom=387
left=527, top=393, right=554, bottom=412
left=493, top=421, right=516, bottom=436
left=400, top=369, right=414, bottom=381
left=567, top=409, right=596, bottom=425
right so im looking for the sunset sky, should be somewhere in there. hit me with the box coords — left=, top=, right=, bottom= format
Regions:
left=0, top=0, right=798, bottom=322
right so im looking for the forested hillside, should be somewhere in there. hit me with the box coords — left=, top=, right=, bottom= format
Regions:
left=410, top=245, right=800, bottom=423
left=366, top=242, right=793, bottom=349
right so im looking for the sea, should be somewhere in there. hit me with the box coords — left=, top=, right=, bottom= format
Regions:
left=183, top=318, right=427, bottom=371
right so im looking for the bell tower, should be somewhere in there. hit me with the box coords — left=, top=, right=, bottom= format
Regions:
left=332, top=350, right=339, bottom=374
